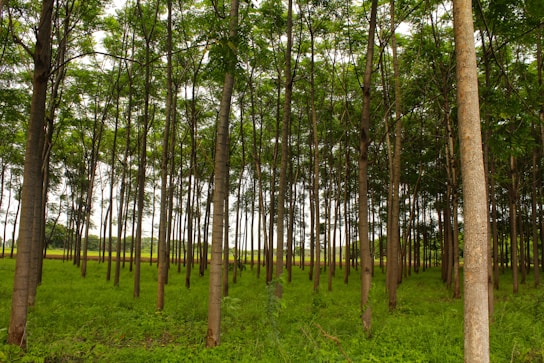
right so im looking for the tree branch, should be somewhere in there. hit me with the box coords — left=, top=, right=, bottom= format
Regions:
left=315, top=324, right=353, bottom=363
left=8, top=7, right=34, bottom=58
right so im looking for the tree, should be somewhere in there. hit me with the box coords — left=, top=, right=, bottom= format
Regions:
left=359, top=0, right=378, bottom=334
left=8, top=0, right=54, bottom=348
left=276, top=0, right=294, bottom=297
left=452, top=0, right=490, bottom=361
left=80, top=82, right=107, bottom=278
left=206, top=0, right=240, bottom=346
left=386, top=0, right=402, bottom=310
left=157, top=0, right=173, bottom=310
left=134, top=0, right=161, bottom=298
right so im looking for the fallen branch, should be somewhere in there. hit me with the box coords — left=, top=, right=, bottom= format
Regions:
left=315, top=323, right=352, bottom=363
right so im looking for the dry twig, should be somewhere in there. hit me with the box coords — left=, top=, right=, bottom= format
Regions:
left=315, top=323, right=352, bottom=363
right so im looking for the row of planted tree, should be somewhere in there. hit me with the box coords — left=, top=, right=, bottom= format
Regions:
left=3, top=201, right=538, bottom=298
left=1, top=0, right=543, bottom=358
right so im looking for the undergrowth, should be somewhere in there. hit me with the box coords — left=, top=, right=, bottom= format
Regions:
left=1, top=258, right=543, bottom=362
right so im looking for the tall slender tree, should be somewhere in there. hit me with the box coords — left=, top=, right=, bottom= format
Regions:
left=453, top=0, right=490, bottom=361
left=275, top=0, right=294, bottom=297
left=386, top=0, right=402, bottom=310
left=206, top=0, right=240, bottom=346
left=157, top=0, right=173, bottom=310
left=134, top=0, right=160, bottom=298
left=359, top=0, right=378, bottom=334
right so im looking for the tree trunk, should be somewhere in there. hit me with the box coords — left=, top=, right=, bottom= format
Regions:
left=107, top=57, right=125, bottom=281
left=1, top=173, right=13, bottom=258
left=509, top=155, right=519, bottom=294
left=134, top=0, right=159, bottom=298
left=276, top=0, right=293, bottom=295
left=534, top=23, right=543, bottom=288
left=250, top=82, right=266, bottom=280
left=359, top=0, right=378, bottom=334
left=453, top=0, right=490, bottom=360
left=157, top=0, right=173, bottom=310
left=115, top=45, right=134, bottom=285
left=519, top=204, right=527, bottom=285
left=185, top=136, right=195, bottom=288
left=81, top=99, right=105, bottom=278
left=445, top=111, right=461, bottom=299
left=343, top=146, right=351, bottom=284
left=8, top=0, right=53, bottom=348
left=267, top=82, right=281, bottom=284
left=387, top=0, right=402, bottom=310
left=306, top=8, right=320, bottom=294
left=206, top=0, right=239, bottom=346
left=488, top=155, right=500, bottom=290
left=222, top=160, right=230, bottom=298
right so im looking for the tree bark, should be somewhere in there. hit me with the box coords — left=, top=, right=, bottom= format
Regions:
left=81, top=100, right=105, bottom=278
left=114, top=40, right=134, bottom=285
left=509, top=155, right=519, bottom=294
left=275, top=0, right=293, bottom=297
left=445, top=111, right=461, bottom=298
left=453, top=0, right=490, bottom=361
left=387, top=0, right=402, bottom=310
left=534, top=23, right=543, bottom=288
left=206, top=0, right=239, bottom=346
left=359, top=0, right=378, bottom=334
left=157, top=0, right=173, bottom=310
left=222, top=159, right=230, bottom=298
left=8, top=0, right=54, bottom=348
left=134, top=0, right=159, bottom=298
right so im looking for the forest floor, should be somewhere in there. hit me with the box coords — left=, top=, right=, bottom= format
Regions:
left=0, top=257, right=543, bottom=362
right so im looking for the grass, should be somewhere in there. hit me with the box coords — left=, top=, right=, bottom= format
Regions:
left=1, top=258, right=543, bottom=362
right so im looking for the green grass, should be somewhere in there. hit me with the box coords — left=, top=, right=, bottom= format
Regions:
left=1, top=258, right=543, bottom=362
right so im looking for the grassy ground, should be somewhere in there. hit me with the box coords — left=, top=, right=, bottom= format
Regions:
left=0, top=258, right=543, bottom=362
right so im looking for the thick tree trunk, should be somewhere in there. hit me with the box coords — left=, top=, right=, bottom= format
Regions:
left=359, top=0, right=378, bottom=334
left=206, top=0, right=239, bottom=346
left=8, top=0, right=54, bottom=348
left=453, top=0, right=490, bottom=361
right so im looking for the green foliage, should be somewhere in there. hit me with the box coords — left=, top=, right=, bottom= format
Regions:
left=526, top=0, right=544, bottom=22
left=44, top=221, right=70, bottom=250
